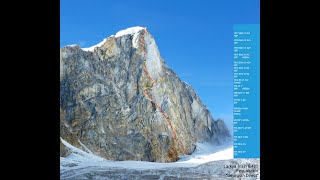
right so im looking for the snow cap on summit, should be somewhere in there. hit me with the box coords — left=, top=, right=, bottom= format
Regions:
left=115, top=26, right=146, bottom=38
left=81, top=26, right=146, bottom=52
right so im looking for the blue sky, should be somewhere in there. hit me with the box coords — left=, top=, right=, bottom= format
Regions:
left=61, top=0, right=260, bottom=129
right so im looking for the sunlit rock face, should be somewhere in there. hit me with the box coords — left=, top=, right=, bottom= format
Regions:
left=60, top=27, right=230, bottom=162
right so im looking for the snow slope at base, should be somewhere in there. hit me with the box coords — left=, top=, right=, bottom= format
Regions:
left=177, top=141, right=233, bottom=164
left=60, top=138, right=233, bottom=172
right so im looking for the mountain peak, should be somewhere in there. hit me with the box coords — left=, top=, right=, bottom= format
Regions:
left=81, top=26, right=146, bottom=52
left=115, top=26, right=146, bottom=38
left=60, top=27, right=230, bottom=162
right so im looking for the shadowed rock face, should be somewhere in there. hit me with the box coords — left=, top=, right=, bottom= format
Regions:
left=60, top=27, right=230, bottom=162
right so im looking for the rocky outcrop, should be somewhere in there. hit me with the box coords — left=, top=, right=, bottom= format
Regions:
left=60, top=27, right=230, bottom=162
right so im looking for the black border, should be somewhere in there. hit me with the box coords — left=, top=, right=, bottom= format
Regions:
left=5, top=0, right=60, bottom=179
left=261, top=0, right=275, bottom=178
left=260, top=0, right=299, bottom=178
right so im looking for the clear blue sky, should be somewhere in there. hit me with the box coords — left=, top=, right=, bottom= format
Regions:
left=60, top=0, right=260, bottom=128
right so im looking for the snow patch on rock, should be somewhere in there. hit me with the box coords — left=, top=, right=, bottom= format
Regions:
left=115, top=26, right=145, bottom=38
left=82, top=38, right=108, bottom=52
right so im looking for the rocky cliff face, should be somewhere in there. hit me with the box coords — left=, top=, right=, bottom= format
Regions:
left=60, top=27, right=230, bottom=162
